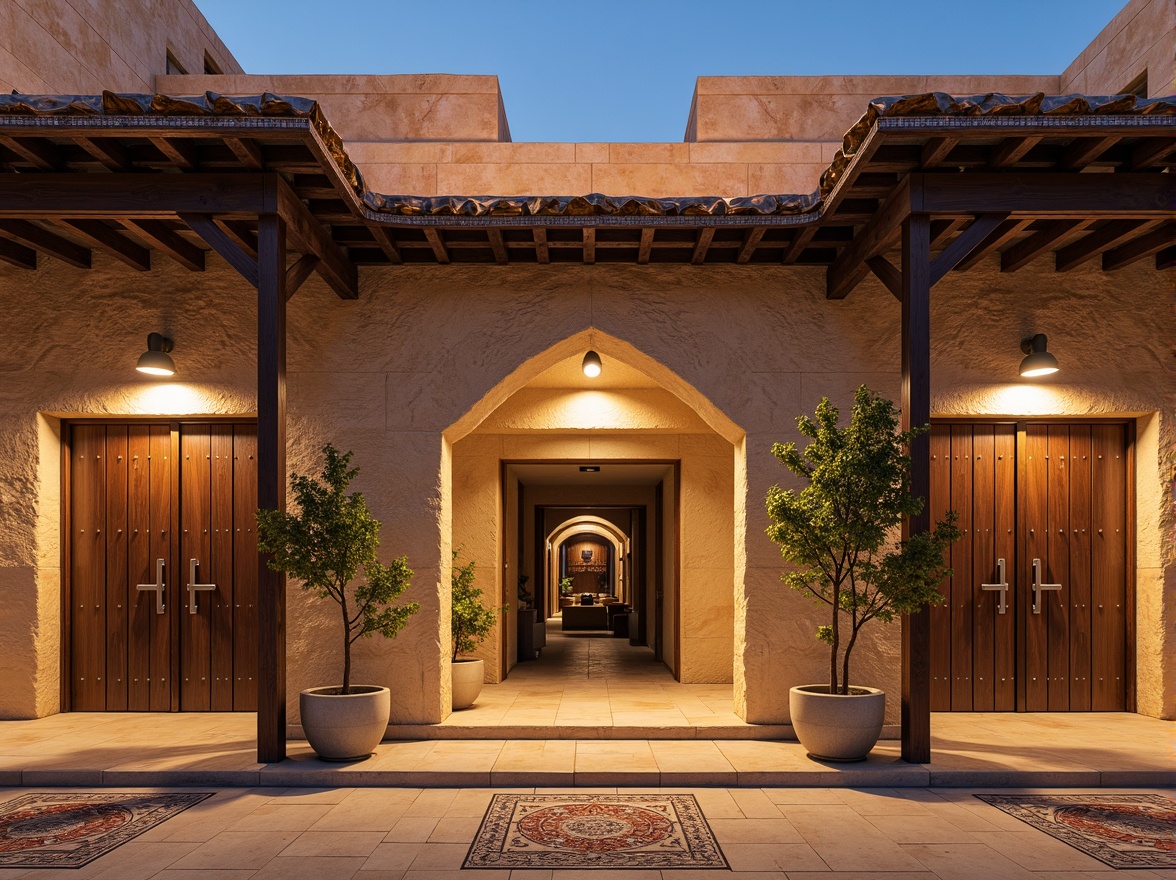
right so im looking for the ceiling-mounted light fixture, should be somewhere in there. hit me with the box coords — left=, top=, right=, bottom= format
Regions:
left=579, top=465, right=600, bottom=473
left=136, top=332, right=176, bottom=376
left=582, top=350, right=602, bottom=378
left=1019, top=334, right=1059, bottom=378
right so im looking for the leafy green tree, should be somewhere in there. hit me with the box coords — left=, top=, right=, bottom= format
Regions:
left=451, top=552, right=507, bottom=661
left=765, top=386, right=960, bottom=695
left=256, top=444, right=419, bottom=694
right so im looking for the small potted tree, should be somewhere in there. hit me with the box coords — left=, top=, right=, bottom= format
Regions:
left=450, top=552, right=507, bottom=710
left=558, top=576, right=574, bottom=608
left=257, top=444, right=419, bottom=760
left=765, top=386, right=959, bottom=761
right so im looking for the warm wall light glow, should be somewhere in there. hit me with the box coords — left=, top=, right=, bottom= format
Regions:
left=987, top=384, right=1067, bottom=416
left=582, top=350, right=602, bottom=378
left=129, top=383, right=220, bottom=415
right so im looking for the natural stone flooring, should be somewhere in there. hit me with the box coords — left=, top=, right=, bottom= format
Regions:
left=1, top=783, right=1173, bottom=879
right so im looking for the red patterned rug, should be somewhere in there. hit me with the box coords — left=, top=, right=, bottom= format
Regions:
left=976, top=794, right=1176, bottom=869
left=0, top=792, right=212, bottom=868
left=465, top=794, right=728, bottom=869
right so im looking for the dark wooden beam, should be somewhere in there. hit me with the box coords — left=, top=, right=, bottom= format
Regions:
left=1157, top=245, right=1176, bottom=271
left=1060, top=135, right=1119, bottom=171
left=930, top=213, right=1008, bottom=284
left=866, top=255, right=901, bottom=300
left=366, top=225, right=403, bottom=264
left=929, top=218, right=966, bottom=249
left=0, top=135, right=61, bottom=170
left=180, top=213, right=259, bottom=286
left=0, top=173, right=271, bottom=218
left=74, top=136, right=132, bottom=172
left=424, top=227, right=450, bottom=264
left=1102, top=223, right=1176, bottom=270
left=0, top=236, right=37, bottom=269
left=222, top=220, right=259, bottom=258
left=1055, top=219, right=1161, bottom=272
left=124, top=220, right=205, bottom=271
left=827, top=175, right=913, bottom=299
left=989, top=135, right=1043, bottom=169
left=60, top=219, right=150, bottom=271
left=637, top=227, right=655, bottom=265
left=226, top=137, right=264, bottom=170
left=583, top=227, right=596, bottom=264
left=691, top=227, right=715, bottom=265
left=782, top=226, right=817, bottom=264
left=275, top=177, right=358, bottom=299
left=955, top=218, right=1033, bottom=271
left=0, top=219, right=90, bottom=268
left=256, top=212, right=287, bottom=764
left=920, top=136, right=959, bottom=169
left=900, top=212, right=932, bottom=765
left=1130, top=138, right=1176, bottom=170
left=532, top=227, right=549, bottom=264
left=150, top=137, right=199, bottom=171
left=284, top=253, right=319, bottom=298
left=1001, top=220, right=1092, bottom=273
left=736, top=227, right=766, bottom=264
left=921, top=172, right=1176, bottom=216
left=486, top=228, right=508, bottom=265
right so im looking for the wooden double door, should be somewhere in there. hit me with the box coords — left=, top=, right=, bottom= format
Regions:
left=929, top=422, right=1130, bottom=712
left=67, top=422, right=258, bottom=711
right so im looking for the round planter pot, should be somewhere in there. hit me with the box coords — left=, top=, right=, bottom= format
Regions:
left=451, top=658, right=485, bottom=710
left=789, top=684, right=886, bottom=762
left=300, top=685, right=389, bottom=761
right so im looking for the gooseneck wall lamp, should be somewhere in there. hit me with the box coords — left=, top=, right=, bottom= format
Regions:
left=1019, top=334, right=1059, bottom=378
left=582, top=350, right=602, bottom=378
left=136, top=332, right=176, bottom=376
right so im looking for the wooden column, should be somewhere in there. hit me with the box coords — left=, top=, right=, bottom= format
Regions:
left=257, top=213, right=287, bottom=763
left=901, top=212, right=932, bottom=764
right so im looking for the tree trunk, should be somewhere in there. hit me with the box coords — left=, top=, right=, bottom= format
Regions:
left=842, top=626, right=861, bottom=695
left=341, top=594, right=352, bottom=695
left=829, top=582, right=840, bottom=694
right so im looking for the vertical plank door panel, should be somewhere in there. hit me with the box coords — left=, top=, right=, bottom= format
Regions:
left=949, top=425, right=973, bottom=710
left=1045, top=425, right=1071, bottom=711
left=210, top=426, right=235, bottom=711
left=1022, top=424, right=1049, bottom=711
left=126, top=426, right=152, bottom=711
left=104, top=426, right=129, bottom=711
left=1068, top=427, right=1093, bottom=711
left=233, top=425, right=259, bottom=710
left=971, top=425, right=996, bottom=711
left=180, top=425, right=212, bottom=710
left=149, top=426, right=173, bottom=711
left=928, top=424, right=952, bottom=711
left=1091, top=424, right=1127, bottom=710
left=70, top=425, right=106, bottom=710
left=992, top=425, right=1017, bottom=711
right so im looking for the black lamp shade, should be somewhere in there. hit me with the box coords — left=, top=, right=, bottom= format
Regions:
left=137, top=332, right=176, bottom=376
left=1019, top=334, right=1058, bottom=377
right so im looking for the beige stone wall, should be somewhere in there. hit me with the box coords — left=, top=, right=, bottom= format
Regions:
left=1, top=251, right=1170, bottom=724
left=1060, top=0, right=1176, bottom=96
left=0, top=0, right=240, bottom=94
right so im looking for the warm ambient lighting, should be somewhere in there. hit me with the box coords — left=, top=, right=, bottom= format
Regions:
left=582, top=350, right=602, bottom=378
left=1019, top=334, right=1059, bottom=377
left=136, top=332, right=176, bottom=376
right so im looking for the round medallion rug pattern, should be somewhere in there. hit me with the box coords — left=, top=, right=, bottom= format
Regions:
left=976, top=794, right=1176, bottom=869
left=465, top=794, right=728, bottom=869
left=0, top=793, right=212, bottom=869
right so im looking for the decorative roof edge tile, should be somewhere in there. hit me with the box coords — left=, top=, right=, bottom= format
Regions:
left=1, top=90, right=1172, bottom=219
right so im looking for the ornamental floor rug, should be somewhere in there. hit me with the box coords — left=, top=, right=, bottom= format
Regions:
left=975, top=794, right=1176, bottom=870
left=0, top=792, right=213, bottom=869
left=464, top=794, right=729, bottom=870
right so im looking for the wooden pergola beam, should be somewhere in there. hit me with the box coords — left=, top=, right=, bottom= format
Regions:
left=367, top=225, right=403, bottom=265
left=782, top=226, right=817, bottom=264
left=285, top=253, right=319, bottom=298
left=75, top=136, right=132, bottom=172
left=1102, top=223, right=1176, bottom=270
left=692, top=227, right=715, bottom=265
left=60, top=219, right=150, bottom=271
left=532, top=227, right=549, bottom=264
left=0, top=135, right=61, bottom=170
left=424, top=227, right=450, bottom=264
left=920, top=136, right=959, bottom=169
left=124, top=220, right=205, bottom=271
left=826, top=176, right=913, bottom=299
left=954, top=218, right=1033, bottom=271
left=1157, top=246, right=1176, bottom=271
left=989, top=135, right=1043, bottom=168
left=150, top=137, right=199, bottom=171
left=275, top=177, right=357, bottom=299
left=866, top=255, right=901, bottom=300
left=736, top=227, right=766, bottom=264
left=930, top=213, right=1008, bottom=284
left=583, top=227, right=596, bottom=264
left=0, top=219, right=91, bottom=268
left=1001, top=220, right=1092, bottom=273
left=1055, top=219, right=1161, bottom=272
left=486, top=228, right=507, bottom=265
left=920, top=173, right=1176, bottom=215
left=226, top=137, right=264, bottom=170
left=638, top=227, right=655, bottom=265
left=1060, top=135, right=1119, bottom=171
left=181, top=213, right=259, bottom=286
left=0, top=236, right=37, bottom=269
left=0, top=173, right=271, bottom=218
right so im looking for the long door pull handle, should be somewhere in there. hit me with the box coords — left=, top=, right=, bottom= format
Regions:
left=187, top=558, right=216, bottom=615
left=136, top=558, right=166, bottom=614
left=980, top=558, right=1009, bottom=615
left=1031, top=557, right=1062, bottom=615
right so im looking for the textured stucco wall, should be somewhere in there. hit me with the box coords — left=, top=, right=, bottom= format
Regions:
left=0, top=251, right=1171, bottom=723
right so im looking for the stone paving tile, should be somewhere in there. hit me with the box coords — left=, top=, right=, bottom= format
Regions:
left=902, top=842, right=1041, bottom=880
left=781, top=805, right=927, bottom=872
left=251, top=855, right=365, bottom=880
left=278, top=830, right=386, bottom=857
left=168, top=830, right=302, bottom=870
left=722, top=842, right=828, bottom=872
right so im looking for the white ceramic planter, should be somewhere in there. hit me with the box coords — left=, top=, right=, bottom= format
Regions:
left=451, top=658, right=485, bottom=710
left=789, top=684, right=886, bottom=762
left=300, top=685, right=389, bottom=761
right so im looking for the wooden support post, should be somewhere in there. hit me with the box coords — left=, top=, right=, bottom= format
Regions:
left=901, top=212, right=932, bottom=765
left=257, top=213, right=287, bottom=764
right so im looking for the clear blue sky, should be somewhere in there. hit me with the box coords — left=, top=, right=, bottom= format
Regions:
left=193, top=0, right=1129, bottom=142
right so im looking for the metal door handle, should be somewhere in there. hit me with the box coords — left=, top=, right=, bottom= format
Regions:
left=1031, top=557, right=1062, bottom=615
left=980, top=558, right=1009, bottom=615
left=186, top=558, right=216, bottom=615
left=136, top=558, right=166, bottom=614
